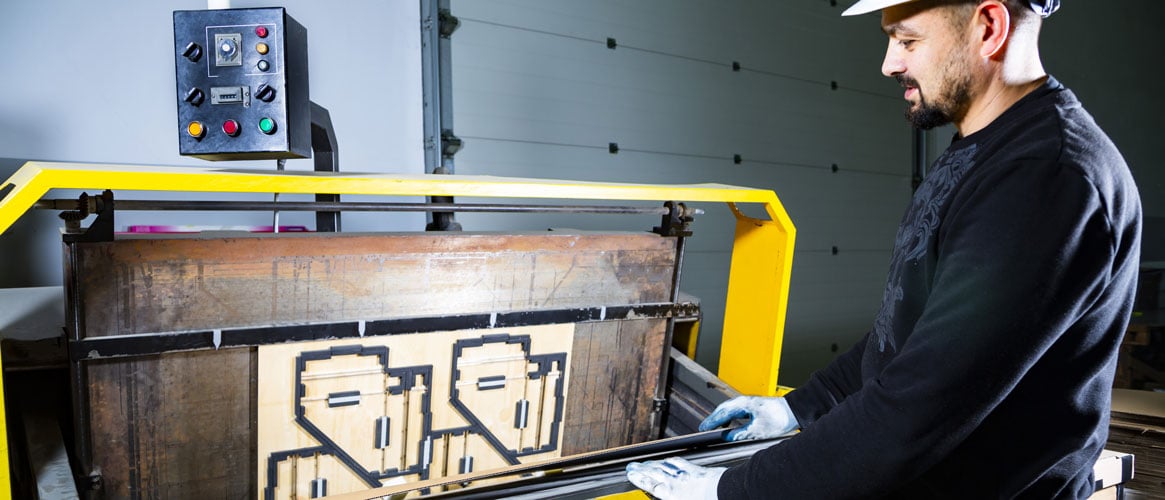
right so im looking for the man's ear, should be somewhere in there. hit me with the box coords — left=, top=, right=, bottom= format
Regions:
left=974, top=1, right=1011, bottom=59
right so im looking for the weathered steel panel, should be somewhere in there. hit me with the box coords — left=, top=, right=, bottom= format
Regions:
left=562, top=318, right=667, bottom=455
left=74, top=232, right=675, bottom=336
left=87, top=348, right=256, bottom=498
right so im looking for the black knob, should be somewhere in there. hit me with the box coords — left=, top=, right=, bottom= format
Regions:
left=255, top=83, right=276, bottom=102
left=182, top=42, right=202, bottom=62
left=184, top=87, right=205, bottom=106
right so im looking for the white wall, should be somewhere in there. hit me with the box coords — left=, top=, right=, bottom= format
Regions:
left=446, top=0, right=913, bottom=385
left=0, top=0, right=425, bottom=285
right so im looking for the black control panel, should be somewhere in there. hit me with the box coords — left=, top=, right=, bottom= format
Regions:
left=173, top=8, right=310, bottom=160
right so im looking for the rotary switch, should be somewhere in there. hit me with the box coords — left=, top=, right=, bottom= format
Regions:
left=182, top=42, right=202, bottom=62
left=184, top=87, right=205, bottom=106
left=255, top=83, right=276, bottom=103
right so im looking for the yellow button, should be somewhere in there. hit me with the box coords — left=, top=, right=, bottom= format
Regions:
left=187, top=121, right=205, bottom=138
left=256, top=42, right=269, bottom=55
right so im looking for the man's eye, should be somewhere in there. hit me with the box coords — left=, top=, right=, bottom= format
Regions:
left=899, top=39, right=916, bottom=49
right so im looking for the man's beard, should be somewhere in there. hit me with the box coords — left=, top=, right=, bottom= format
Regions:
left=897, top=66, right=973, bottom=130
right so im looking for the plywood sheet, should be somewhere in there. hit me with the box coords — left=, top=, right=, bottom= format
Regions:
left=257, top=324, right=574, bottom=499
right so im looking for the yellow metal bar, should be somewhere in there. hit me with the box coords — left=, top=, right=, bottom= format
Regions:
left=0, top=351, right=8, bottom=500
left=671, top=319, right=701, bottom=360
left=0, top=161, right=795, bottom=397
left=596, top=491, right=650, bottom=499
left=0, top=162, right=777, bottom=235
left=719, top=203, right=796, bottom=396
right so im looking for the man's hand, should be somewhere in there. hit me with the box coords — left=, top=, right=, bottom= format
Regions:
left=626, top=457, right=725, bottom=499
left=698, top=396, right=799, bottom=441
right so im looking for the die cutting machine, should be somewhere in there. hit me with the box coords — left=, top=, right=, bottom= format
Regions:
left=0, top=159, right=795, bottom=500
left=0, top=6, right=1131, bottom=500
left=0, top=168, right=1133, bottom=500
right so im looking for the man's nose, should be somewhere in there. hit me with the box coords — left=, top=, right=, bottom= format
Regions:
left=882, top=40, right=905, bottom=77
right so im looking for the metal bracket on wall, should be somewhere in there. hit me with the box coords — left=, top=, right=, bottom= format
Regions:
left=440, top=129, right=462, bottom=158
left=311, top=102, right=341, bottom=231
left=438, top=8, right=460, bottom=37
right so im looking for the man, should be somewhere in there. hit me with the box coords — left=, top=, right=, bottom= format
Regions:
left=626, top=0, right=1141, bottom=498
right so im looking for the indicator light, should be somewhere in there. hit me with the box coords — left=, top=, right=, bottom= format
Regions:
left=259, top=117, right=276, bottom=134
left=222, top=119, right=240, bottom=136
left=256, top=42, right=269, bottom=55
left=255, top=26, right=268, bottom=38
left=257, top=60, right=270, bottom=72
left=187, top=121, right=205, bottom=138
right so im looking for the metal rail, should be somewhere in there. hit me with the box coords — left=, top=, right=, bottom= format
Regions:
left=33, top=199, right=702, bottom=216
left=69, top=302, right=699, bottom=361
left=325, top=428, right=773, bottom=500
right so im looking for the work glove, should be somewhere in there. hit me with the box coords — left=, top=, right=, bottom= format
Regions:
left=626, top=457, right=725, bottom=500
left=698, top=395, right=798, bottom=441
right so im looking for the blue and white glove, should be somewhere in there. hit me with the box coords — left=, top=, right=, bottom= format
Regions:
left=698, top=396, right=799, bottom=441
left=626, top=457, right=725, bottom=499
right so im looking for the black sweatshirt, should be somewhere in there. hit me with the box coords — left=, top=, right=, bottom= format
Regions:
left=718, top=77, right=1142, bottom=499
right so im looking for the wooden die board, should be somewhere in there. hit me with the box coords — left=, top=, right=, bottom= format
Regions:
left=257, top=324, right=574, bottom=499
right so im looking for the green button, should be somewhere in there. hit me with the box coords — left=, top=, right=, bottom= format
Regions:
left=258, top=117, right=276, bottom=134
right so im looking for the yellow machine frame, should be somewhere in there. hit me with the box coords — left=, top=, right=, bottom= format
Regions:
left=0, top=161, right=796, bottom=494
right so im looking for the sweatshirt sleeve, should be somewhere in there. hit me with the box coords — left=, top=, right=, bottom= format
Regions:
left=718, top=161, right=1117, bottom=499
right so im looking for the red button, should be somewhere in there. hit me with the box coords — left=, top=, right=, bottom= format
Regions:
left=222, top=119, right=240, bottom=136
left=255, top=26, right=268, bottom=38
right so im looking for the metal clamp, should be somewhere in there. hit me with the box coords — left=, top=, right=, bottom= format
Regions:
left=653, top=201, right=695, bottom=237
left=60, top=190, right=115, bottom=243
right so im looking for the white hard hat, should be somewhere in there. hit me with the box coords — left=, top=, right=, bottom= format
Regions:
left=841, top=0, right=917, bottom=16
left=842, top=0, right=1059, bottom=17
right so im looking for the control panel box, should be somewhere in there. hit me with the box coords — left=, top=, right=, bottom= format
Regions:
left=174, top=8, right=310, bottom=160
